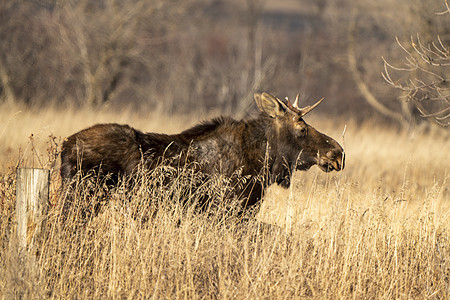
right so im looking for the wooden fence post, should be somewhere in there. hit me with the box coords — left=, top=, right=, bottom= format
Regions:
left=16, top=167, right=50, bottom=251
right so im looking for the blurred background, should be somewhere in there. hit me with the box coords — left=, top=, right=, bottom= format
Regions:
left=0, top=0, right=449, bottom=128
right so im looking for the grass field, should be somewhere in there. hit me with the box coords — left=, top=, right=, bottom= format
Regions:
left=0, top=104, right=449, bottom=299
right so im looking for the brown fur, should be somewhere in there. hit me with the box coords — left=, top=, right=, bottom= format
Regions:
left=61, top=93, right=344, bottom=214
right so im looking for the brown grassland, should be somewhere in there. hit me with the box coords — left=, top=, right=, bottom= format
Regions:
left=0, top=104, right=449, bottom=299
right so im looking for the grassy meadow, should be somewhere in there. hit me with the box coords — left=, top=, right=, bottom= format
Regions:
left=0, top=104, right=449, bottom=299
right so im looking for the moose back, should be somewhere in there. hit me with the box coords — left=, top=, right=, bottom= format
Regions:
left=61, top=92, right=344, bottom=213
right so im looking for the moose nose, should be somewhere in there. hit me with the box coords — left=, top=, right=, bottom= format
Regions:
left=331, top=153, right=344, bottom=171
left=324, top=150, right=345, bottom=171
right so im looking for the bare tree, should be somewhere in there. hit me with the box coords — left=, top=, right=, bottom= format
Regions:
left=53, top=0, right=186, bottom=107
left=4, top=0, right=447, bottom=123
left=382, top=1, right=450, bottom=127
left=0, top=0, right=202, bottom=107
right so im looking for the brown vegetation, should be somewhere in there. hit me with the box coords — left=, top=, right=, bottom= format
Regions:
left=0, top=105, right=449, bottom=299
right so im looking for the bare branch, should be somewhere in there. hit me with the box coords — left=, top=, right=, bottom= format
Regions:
left=436, top=0, right=450, bottom=15
left=383, top=32, right=450, bottom=126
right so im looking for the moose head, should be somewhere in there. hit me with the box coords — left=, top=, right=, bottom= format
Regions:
left=254, top=92, right=344, bottom=187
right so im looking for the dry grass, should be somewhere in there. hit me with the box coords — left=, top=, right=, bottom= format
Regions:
left=0, top=104, right=449, bottom=299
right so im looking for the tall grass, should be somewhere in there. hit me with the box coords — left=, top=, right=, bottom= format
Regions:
left=0, top=104, right=449, bottom=299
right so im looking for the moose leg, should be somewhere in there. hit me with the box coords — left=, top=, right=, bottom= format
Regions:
left=239, top=180, right=263, bottom=210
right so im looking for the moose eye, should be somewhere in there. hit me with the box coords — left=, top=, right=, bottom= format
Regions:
left=293, top=118, right=307, bottom=136
left=296, top=126, right=307, bottom=137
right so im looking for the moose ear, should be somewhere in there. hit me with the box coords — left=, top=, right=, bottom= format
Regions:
left=254, top=92, right=286, bottom=118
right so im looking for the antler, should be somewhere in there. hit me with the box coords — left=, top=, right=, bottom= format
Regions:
left=293, top=93, right=300, bottom=108
left=299, top=97, right=324, bottom=117
left=283, top=93, right=325, bottom=117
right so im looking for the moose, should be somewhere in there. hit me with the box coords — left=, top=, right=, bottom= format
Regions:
left=61, top=92, right=344, bottom=218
